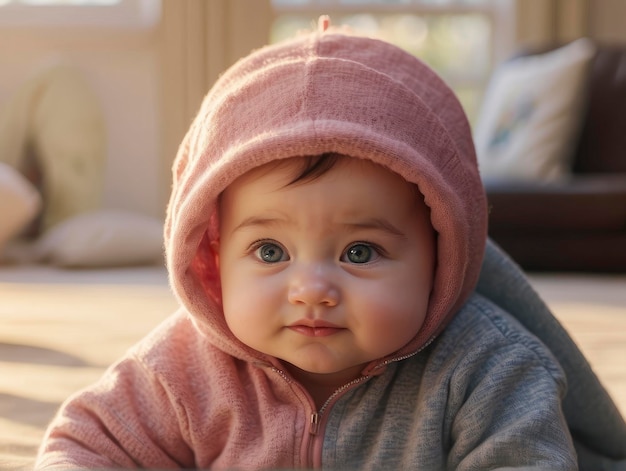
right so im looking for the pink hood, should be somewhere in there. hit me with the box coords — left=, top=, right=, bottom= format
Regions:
left=164, top=29, right=487, bottom=370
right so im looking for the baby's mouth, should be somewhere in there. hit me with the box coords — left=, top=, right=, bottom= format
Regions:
left=287, top=320, right=345, bottom=337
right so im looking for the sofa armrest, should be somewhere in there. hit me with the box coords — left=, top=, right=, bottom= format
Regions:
left=485, top=174, right=626, bottom=232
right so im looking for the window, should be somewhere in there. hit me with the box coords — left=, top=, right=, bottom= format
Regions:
left=270, top=0, right=514, bottom=122
left=0, top=0, right=161, bottom=29
left=0, top=1, right=121, bottom=4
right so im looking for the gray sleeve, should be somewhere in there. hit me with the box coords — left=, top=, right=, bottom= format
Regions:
left=446, top=298, right=577, bottom=470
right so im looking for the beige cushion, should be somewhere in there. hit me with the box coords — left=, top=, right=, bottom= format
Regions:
left=33, top=209, right=164, bottom=268
left=474, top=38, right=596, bottom=181
left=0, top=64, right=106, bottom=231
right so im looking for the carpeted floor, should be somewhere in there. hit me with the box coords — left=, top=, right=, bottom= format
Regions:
left=529, top=273, right=626, bottom=417
left=1, top=266, right=624, bottom=469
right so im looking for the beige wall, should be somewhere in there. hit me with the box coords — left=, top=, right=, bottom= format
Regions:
left=0, top=1, right=273, bottom=219
left=0, top=26, right=163, bottom=218
left=514, top=0, right=626, bottom=46
left=587, top=0, right=626, bottom=42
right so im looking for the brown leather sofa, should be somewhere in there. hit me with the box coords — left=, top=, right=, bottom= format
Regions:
left=485, top=43, right=626, bottom=272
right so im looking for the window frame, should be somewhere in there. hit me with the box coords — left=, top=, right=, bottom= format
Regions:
left=271, top=1, right=515, bottom=65
left=270, top=0, right=515, bottom=120
left=0, top=0, right=161, bottom=29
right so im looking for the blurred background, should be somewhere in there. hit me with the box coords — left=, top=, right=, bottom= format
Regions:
left=1, top=0, right=622, bottom=220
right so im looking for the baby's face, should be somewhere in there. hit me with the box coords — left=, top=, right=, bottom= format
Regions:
left=217, top=156, right=435, bottom=387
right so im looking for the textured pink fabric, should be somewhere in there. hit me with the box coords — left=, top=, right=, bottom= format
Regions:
left=36, top=314, right=314, bottom=469
left=165, top=29, right=488, bottom=366
left=36, top=29, right=489, bottom=470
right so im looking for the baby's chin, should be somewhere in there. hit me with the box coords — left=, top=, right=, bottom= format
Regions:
left=282, top=359, right=369, bottom=384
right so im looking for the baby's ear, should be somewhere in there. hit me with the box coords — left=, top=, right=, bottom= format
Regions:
left=210, top=238, right=220, bottom=271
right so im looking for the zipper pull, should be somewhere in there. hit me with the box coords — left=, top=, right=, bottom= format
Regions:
left=310, top=412, right=320, bottom=435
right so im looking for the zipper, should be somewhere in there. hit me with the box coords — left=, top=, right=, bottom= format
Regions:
left=371, top=334, right=438, bottom=372
left=312, top=374, right=370, bottom=431
left=270, top=366, right=292, bottom=383
left=269, top=334, right=438, bottom=467
left=306, top=375, right=370, bottom=468
left=270, top=365, right=369, bottom=467
left=271, top=365, right=369, bottom=433
left=272, top=334, right=438, bottom=434
left=310, top=412, right=320, bottom=435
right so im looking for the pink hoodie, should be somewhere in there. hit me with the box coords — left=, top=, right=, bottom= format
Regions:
left=36, top=27, right=490, bottom=469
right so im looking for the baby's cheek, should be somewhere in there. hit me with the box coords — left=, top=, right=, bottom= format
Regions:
left=222, top=298, right=259, bottom=346
left=222, top=276, right=279, bottom=324
left=358, top=295, right=427, bottom=355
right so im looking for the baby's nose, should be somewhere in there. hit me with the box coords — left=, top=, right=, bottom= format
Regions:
left=287, top=263, right=339, bottom=307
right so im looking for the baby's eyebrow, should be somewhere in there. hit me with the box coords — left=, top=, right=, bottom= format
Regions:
left=341, top=218, right=406, bottom=238
left=230, top=215, right=406, bottom=238
left=230, top=216, right=285, bottom=234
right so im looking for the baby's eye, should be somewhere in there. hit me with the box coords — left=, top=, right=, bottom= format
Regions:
left=254, top=242, right=288, bottom=263
left=342, top=243, right=380, bottom=264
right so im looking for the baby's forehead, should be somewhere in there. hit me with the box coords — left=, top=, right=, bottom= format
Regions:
left=220, top=154, right=426, bottom=214
left=222, top=155, right=424, bottom=212
left=234, top=154, right=411, bottom=187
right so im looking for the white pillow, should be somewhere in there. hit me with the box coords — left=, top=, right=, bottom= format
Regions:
left=0, top=162, right=42, bottom=255
left=473, top=38, right=596, bottom=181
left=34, top=209, right=164, bottom=268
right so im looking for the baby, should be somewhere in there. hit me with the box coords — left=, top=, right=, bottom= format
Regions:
left=36, top=19, right=579, bottom=470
